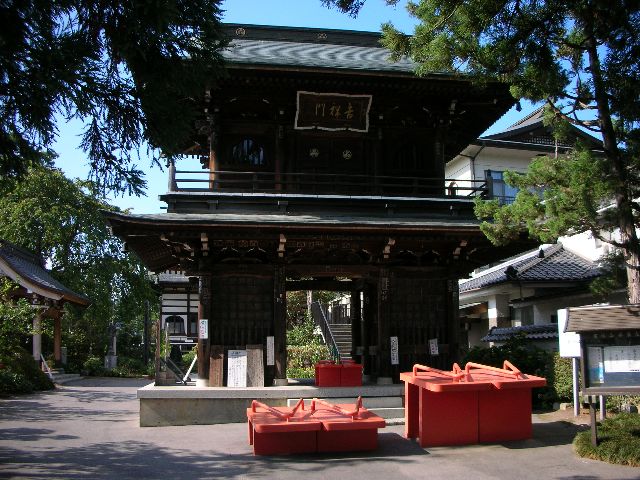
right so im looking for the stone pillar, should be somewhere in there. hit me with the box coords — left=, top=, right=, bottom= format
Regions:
left=488, top=294, right=511, bottom=329
left=197, top=275, right=212, bottom=386
left=273, top=266, right=288, bottom=386
left=32, top=312, right=42, bottom=363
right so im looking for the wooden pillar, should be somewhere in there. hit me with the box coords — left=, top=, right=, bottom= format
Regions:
left=377, top=268, right=392, bottom=383
left=361, top=282, right=373, bottom=378
left=273, top=265, right=288, bottom=385
left=197, top=275, right=212, bottom=386
left=54, top=316, right=62, bottom=367
left=275, top=122, right=284, bottom=190
left=447, top=278, right=461, bottom=365
left=350, top=290, right=362, bottom=361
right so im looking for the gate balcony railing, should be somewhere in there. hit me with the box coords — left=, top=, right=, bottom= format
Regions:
left=168, top=166, right=488, bottom=199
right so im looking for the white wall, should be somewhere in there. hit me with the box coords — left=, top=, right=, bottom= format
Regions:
left=473, top=147, right=538, bottom=178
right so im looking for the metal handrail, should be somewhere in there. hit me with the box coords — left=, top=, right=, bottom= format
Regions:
left=170, top=168, right=488, bottom=199
left=40, top=354, right=53, bottom=379
left=311, top=301, right=340, bottom=362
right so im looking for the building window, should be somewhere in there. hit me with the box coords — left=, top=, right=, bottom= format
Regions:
left=165, top=315, right=185, bottom=335
left=512, top=306, right=534, bottom=327
left=230, top=138, right=266, bottom=167
left=188, top=313, right=198, bottom=336
left=486, top=170, right=518, bottom=205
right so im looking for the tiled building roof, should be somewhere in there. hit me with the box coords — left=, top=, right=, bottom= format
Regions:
left=0, top=240, right=89, bottom=305
left=460, top=244, right=600, bottom=293
left=221, top=24, right=417, bottom=74
left=481, top=324, right=558, bottom=342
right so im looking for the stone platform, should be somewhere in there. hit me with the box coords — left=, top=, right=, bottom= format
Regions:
left=138, top=382, right=404, bottom=427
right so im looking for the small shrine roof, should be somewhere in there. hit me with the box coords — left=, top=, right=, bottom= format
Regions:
left=0, top=240, right=90, bottom=305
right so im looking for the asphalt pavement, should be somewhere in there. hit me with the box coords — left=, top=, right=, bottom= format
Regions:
left=0, top=377, right=638, bottom=479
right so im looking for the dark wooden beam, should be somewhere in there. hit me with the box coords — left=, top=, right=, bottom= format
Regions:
left=286, top=279, right=354, bottom=291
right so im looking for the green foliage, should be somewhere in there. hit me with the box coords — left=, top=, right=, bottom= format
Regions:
left=351, top=0, right=640, bottom=302
left=590, top=251, right=627, bottom=299
left=107, top=357, right=147, bottom=377
left=0, top=279, right=34, bottom=354
left=550, top=353, right=573, bottom=403
left=0, top=166, right=158, bottom=373
left=574, top=413, right=640, bottom=467
left=605, top=395, right=640, bottom=413
left=182, top=345, right=198, bottom=367
left=463, top=335, right=555, bottom=407
left=287, top=316, right=324, bottom=346
left=286, top=316, right=330, bottom=378
left=475, top=147, right=613, bottom=245
left=287, top=345, right=331, bottom=379
left=286, top=290, right=342, bottom=329
left=0, top=348, right=54, bottom=395
left=0, top=0, right=228, bottom=194
left=82, top=356, right=104, bottom=376
left=82, top=355, right=147, bottom=377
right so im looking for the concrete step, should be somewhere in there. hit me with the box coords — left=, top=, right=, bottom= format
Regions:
left=369, top=406, right=405, bottom=419
left=52, top=374, right=82, bottom=385
left=287, top=396, right=403, bottom=408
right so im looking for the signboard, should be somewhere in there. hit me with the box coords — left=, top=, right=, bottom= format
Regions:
left=227, top=349, right=247, bottom=387
left=198, top=319, right=208, bottom=340
left=295, top=91, right=372, bottom=132
left=558, top=309, right=581, bottom=358
left=603, top=346, right=640, bottom=373
left=429, top=338, right=439, bottom=356
left=586, top=346, right=604, bottom=385
left=390, top=336, right=399, bottom=365
left=266, top=336, right=275, bottom=366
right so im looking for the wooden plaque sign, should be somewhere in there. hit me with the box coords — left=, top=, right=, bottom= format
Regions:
left=295, top=91, right=372, bottom=132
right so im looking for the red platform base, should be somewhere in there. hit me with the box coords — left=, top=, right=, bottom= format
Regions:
left=247, top=398, right=386, bottom=455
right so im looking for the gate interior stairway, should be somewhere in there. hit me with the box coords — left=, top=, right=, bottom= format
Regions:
left=311, top=301, right=352, bottom=362
left=307, top=301, right=404, bottom=422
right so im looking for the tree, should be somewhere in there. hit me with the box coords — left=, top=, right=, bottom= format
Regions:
left=0, top=0, right=227, bottom=195
left=0, top=166, right=158, bottom=369
left=327, top=0, right=640, bottom=303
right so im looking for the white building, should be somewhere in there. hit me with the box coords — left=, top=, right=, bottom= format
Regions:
left=446, top=108, right=621, bottom=350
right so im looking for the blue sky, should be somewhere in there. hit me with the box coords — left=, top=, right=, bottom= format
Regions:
left=53, top=0, right=536, bottom=214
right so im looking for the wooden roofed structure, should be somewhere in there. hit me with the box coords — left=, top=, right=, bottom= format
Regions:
left=105, top=24, right=533, bottom=386
left=0, top=240, right=90, bottom=367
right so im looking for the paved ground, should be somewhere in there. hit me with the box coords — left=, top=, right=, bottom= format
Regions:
left=0, top=377, right=638, bottom=479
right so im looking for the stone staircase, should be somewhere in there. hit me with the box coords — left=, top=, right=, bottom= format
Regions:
left=330, top=324, right=353, bottom=361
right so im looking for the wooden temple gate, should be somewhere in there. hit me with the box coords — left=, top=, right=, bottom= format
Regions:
left=105, top=23, right=530, bottom=387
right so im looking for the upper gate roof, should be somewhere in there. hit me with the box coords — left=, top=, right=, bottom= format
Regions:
left=222, top=24, right=417, bottom=74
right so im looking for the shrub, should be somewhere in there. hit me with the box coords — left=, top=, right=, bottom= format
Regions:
left=112, top=357, right=146, bottom=377
left=463, top=334, right=554, bottom=408
left=574, top=413, right=640, bottom=466
left=287, top=344, right=331, bottom=378
left=82, top=356, right=104, bottom=376
left=182, top=345, right=197, bottom=367
left=550, top=353, right=573, bottom=403
left=286, top=316, right=330, bottom=378
left=0, top=348, right=54, bottom=394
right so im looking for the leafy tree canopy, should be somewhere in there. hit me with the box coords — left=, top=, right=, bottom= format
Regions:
left=0, top=166, right=158, bottom=367
left=0, top=0, right=227, bottom=195
left=327, top=0, right=640, bottom=302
